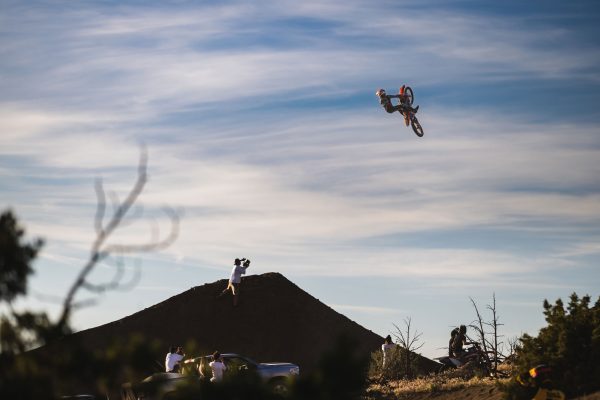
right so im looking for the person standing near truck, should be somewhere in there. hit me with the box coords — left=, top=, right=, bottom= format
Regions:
left=209, top=351, right=227, bottom=382
left=165, top=346, right=185, bottom=372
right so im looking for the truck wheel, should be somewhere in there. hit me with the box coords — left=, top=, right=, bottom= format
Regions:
left=269, top=378, right=289, bottom=396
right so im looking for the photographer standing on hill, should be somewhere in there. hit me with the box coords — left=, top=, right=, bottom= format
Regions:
left=218, top=258, right=251, bottom=306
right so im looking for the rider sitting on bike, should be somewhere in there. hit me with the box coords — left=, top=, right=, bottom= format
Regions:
left=375, top=85, right=419, bottom=126
left=451, top=325, right=472, bottom=361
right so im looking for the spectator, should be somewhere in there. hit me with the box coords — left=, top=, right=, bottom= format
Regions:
left=451, top=325, right=471, bottom=360
left=165, top=346, right=185, bottom=373
left=449, top=327, right=459, bottom=357
left=381, top=335, right=395, bottom=368
left=209, top=351, right=227, bottom=382
left=198, top=355, right=207, bottom=378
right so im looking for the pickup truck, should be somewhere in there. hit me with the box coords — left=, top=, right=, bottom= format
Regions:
left=189, top=353, right=299, bottom=394
left=121, top=353, right=299, bottom=399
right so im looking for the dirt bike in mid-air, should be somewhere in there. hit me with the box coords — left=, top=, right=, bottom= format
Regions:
left=398, top=86, right=424, bottom=137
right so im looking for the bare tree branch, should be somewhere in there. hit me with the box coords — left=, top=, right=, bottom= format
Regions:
left=94, top=179, right=106, bottom=237
left=30, top=289, right=67, bottom=305
left=108, top=191, right=120, bottom=219
left=392, top=317, right=424, bottom=378
left=56, top=146, right=179, bottom=331
left=79, top=260, right=125, bottom=294
left=103, top=208, right=179, bottom=254
left=114, top=204, right=144, bottom=229
left=469, top=297, right=487, bottom=349
left=486, top=294, right=502, bottom=374
left=469, top=294, right=506, bottom=377
left=71, top=298, right=99, bottom=310
left=79, top=256, right=141, bottom=294
left=114, top=260, right=143, bottom=292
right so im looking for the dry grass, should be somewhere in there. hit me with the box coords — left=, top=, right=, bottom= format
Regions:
left=365, top=369, right=509, bottom=399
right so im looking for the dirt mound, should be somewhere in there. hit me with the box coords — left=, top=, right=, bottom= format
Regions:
left=51, top=272, right=437, bottom=374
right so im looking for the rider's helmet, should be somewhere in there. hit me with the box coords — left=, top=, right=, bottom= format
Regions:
left=375, top=88, right=386, bottom=97
left=529, top=364, right=553, bottom=388
left=459, top=325, right=467, bottom=334
left=529, top=364, right=552, bottom=379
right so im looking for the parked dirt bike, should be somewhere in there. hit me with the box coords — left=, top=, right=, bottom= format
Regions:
left=398, top=86, right=424, bottom=137
left=434, top=343, right=492, bottom=376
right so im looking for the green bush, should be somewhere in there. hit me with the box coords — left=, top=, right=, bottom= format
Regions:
left=502, top=293, right=600, bottom=399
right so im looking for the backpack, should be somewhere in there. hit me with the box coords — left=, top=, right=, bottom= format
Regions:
left=450, top=327, right=459, bottom=339
left=448, top=328, right=460, bottom=355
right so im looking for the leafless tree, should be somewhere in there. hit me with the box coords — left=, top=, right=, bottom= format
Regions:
left=486, top=294, right=502, bottom=373
left=469, top=294, right=505, bottom=377
left=56, top=147, right=179, bottom=331
left=392, top=317, right=424, bottom=378
left=500, top=335, right=521, bottom=370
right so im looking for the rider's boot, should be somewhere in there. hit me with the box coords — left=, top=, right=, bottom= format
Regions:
left=403, top=112, right=410, bottom=126
left=412, top=105, right=419, bottom=113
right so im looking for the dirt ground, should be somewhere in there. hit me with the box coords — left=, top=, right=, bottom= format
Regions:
left=365, top=383, right=600, bottom=400
left=395, top=385, right=503, bottom=400
left=365, top=382, right=503, bottom=400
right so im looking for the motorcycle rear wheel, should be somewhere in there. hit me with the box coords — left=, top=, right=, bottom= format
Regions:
left=411, top=115, right=424, bottom=137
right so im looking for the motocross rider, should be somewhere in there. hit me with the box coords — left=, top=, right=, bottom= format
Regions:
left=450, top=325, right=471, bottom=360
left=375, top=85, right=419, bottom=126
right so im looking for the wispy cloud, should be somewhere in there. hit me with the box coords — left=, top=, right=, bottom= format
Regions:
left=3, top=108, right=599, bottom=284
left=3, top=1, right=598, bottom=121
left=1, top=0, right=599, bottom=356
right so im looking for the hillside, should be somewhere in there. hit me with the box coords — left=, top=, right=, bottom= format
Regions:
left=54, top=272, right=438, bottom=374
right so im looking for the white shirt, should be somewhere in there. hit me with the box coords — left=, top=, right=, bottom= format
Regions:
left=229, top=264, right=248, bottom=283
left=165, top=352, right=184, bottom=372
left=209, top=360, right=227, bottom=382
left=381, top=343, right=394, bottom=367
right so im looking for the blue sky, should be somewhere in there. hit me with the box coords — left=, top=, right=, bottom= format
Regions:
left=1, top=0, right=599, bottom=359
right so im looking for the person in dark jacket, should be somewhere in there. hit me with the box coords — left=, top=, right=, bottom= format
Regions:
left=451, top=325, right=470, bottom=359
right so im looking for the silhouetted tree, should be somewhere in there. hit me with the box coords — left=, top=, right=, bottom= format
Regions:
left=393, top=317, right=424, bottom=378
left=0, top=210, right=43, bottom=304
left=469, top=294, right=507, bottom=377
left=0, top=148, right=179, bottom=398
left=56, top=146, right=178, bottom=332
left=369, top=318, right=425, bottom=381
left=501, top=293, right=600, bottom=399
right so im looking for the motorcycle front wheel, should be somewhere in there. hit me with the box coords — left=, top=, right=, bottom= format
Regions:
left=411, top=115, right=424, bottom=137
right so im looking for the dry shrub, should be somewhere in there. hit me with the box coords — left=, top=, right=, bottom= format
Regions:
left=365, top=370, right=506, bottom=399
left=368, top=346, right=422, bottom=381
